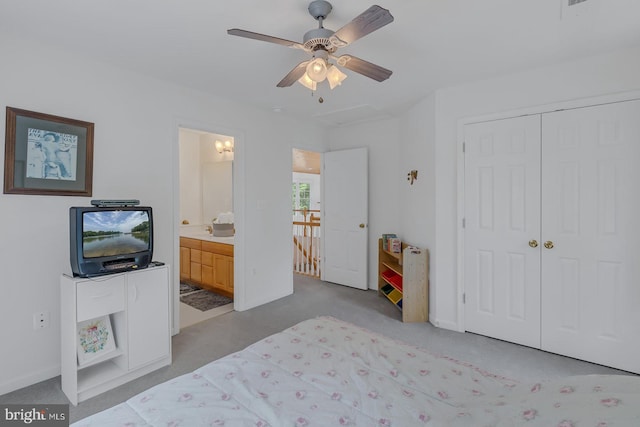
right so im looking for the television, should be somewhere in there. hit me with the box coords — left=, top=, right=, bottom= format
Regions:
left=69, top=206, right=153, bottom=277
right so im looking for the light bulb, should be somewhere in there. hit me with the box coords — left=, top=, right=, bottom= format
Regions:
left=327, top=65, right=347, bottom=90
left=297, top=73, right=317, bottom=90
left=305, top=58, right=328, bottom=83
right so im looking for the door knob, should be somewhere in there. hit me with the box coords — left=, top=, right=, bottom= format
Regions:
left=528, top=240, right=538, bottom=248
left=359, top=223, right=365, bottom=228
left=544, top=241, right=554, bottom=249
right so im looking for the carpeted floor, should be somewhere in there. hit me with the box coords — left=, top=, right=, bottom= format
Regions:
left=179, top=282, right=233, bottom=311
left=2, top=275, right=632, bottom=424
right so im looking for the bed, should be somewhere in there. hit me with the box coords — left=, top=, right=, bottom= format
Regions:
left=72, top=316, right=640, bottom=426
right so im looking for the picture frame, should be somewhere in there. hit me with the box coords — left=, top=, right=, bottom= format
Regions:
left=76, top=315, right=116, bottom=365
left=4, top=107, right=94, bottom=196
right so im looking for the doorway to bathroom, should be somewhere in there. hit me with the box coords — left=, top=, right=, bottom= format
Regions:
left=178, top=127, right=235, bottom=329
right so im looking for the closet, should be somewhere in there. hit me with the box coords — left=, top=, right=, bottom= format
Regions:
left=463, top=98, right=640, bottom=374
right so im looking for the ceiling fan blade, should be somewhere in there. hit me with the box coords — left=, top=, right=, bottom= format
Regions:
left=227, top=29, right=305, bottom=50
left=336, top=55, right=392, bottom=82
left=277, top=61, right=310, bottom=87
left=329, top=5, right=394, bottom=48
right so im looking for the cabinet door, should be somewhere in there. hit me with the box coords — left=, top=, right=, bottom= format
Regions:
left=464, top=115, right=542, bottom=348
left=127, top=267, right=170, bottom=370
left=201, top=251, right=213, bottom=267
left=180, top=246, right=191, bottom=281
left=541, top=100, right=640, bottom=373
left=201, top=265, right=214, bottom=286
left=213, top=254, right=233, bottom=292
left=200, top=250, right=214, bottom=286
left=229, top=257, right=234, bottom=292
left=190, top=249, right=202, bottom=282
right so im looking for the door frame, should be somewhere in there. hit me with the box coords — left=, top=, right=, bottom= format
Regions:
left=456, top=89, right=640, bottom=333
left=291, top=147, right=322, bottom=279
left=172, top=117, right=246, bottom=335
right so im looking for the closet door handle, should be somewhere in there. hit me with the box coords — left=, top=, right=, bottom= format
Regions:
left=528, top=240, right=538, bottom=248
left=544, top=241, right=554, bottom=249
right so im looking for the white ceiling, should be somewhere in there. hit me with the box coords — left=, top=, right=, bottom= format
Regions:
left=2, top=0, right=640, bottom=126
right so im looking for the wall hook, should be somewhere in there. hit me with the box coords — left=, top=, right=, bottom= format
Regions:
left=407, top=170, right=418, bottom=185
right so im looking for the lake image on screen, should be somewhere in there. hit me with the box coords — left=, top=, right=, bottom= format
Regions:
left=82, top=210, right=150, bottom=258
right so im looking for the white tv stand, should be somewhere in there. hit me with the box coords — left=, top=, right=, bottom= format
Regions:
left=60, top=265, right=172, bottom=405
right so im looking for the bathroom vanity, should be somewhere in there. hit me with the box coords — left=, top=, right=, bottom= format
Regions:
left=179, top=230, right=234, bottom=298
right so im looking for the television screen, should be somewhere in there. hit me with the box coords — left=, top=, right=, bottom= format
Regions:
left=82, top=210, right=151, bottom=258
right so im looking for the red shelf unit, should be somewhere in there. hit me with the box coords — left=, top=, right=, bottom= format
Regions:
left=381, top=269, right=403, bottom=291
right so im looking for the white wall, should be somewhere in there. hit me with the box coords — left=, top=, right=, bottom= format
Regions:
left=427, top=45, right=640, bottom=331
left=0, top=36, right=325, bottom=394
left=179, top=129, right=203, bottom=225
left=324, top=103, right=438, bottom=303
left=398, top=94, right=437, bottom=317
left=327, top=118, right=401, bottom=289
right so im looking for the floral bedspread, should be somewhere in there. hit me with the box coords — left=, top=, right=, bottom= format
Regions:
left=73, top=316, right=640, bottom=426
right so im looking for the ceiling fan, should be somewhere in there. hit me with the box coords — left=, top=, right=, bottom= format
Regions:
left=227, top=1, right=393, bottom=91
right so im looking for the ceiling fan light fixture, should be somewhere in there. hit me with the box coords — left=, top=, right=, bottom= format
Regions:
left=298, top=73, right=317, bottom=90
left=327, top=65, right=347, bottom=89
left=305, top=57, right=328, bottom=82
left=228, top=2, right=394, bottom=91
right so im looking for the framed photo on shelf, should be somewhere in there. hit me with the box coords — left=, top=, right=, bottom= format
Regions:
left=76, top=315, right=116, bottom=365
left=3, top=107, right=94, bottom=196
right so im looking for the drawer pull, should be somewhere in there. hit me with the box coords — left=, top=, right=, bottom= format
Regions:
left=90, top=292, right=113, bottom=299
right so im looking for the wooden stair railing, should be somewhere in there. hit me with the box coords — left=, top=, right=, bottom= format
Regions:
left=293, top=235, right=319, bottom=271
left=292, top=209, right=321, bottom=278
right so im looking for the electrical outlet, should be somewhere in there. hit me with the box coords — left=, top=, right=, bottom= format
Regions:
left=33, top=312, right=50, bottom=330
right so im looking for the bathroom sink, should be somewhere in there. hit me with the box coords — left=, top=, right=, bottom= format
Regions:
left=180, top=227, right=234, bottom=244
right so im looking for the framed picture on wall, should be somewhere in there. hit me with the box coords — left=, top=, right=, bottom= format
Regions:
left=76, top=315, right=116, bottom=365
left=3, top=107, right=94, bottom=196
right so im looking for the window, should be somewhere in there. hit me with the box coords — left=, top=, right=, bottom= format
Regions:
left=292, top=182, right=311, bottom=212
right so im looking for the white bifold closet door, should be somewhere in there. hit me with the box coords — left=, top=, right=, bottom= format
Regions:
left=541, top=100, right=640, bottom=373
left=464, top=115, right=542, bottom=348
left=464, top=99, right=640, bottom=373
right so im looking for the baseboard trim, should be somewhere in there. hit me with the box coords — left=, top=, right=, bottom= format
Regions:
left=429, top=315, right=460, bottom=332
left=0, top=365, right=60, bottom=396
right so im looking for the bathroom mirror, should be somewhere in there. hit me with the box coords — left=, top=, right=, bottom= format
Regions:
left=179, top=128, right=233, bottom=228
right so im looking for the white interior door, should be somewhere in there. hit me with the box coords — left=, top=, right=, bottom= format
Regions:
left=541, top=100, right=640, bottom=373
left=464, top=115, right=542, bottom=348
left=323, top=148, right=368, bottom=290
